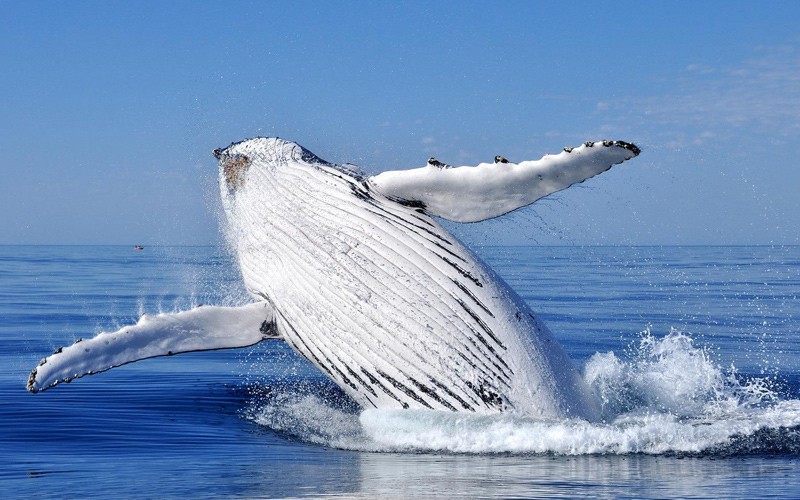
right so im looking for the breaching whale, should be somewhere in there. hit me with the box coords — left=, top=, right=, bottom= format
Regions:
left=28, top=138, right=640, bottom=421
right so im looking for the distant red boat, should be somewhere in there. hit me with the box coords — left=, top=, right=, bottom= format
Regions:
left=134, top=246, right=144, bottom=251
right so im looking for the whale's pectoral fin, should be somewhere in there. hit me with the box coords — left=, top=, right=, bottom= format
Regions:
left=368, top=140, right=640, bottom=223
left=27, top=302, right=277, bottom=393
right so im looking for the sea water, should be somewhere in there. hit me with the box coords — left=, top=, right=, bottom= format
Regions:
left=1, top=245, right=799, bottom=498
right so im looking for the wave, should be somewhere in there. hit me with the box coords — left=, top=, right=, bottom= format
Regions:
left=244, top=330, right=800, bottom=455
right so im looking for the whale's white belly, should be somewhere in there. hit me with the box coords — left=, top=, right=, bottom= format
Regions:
left=224, top=139, right=597, bottom=419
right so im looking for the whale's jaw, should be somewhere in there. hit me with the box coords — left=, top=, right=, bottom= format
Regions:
left=216, top=137, right=604, bottom=420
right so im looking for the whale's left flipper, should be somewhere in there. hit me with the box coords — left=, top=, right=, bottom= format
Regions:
left=27, top=302, right=276, bottom=393
left=369, top=140, right=640, bottom=223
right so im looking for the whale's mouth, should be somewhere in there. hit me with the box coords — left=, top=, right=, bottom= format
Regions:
left=214, top=148, right=252, bottom=191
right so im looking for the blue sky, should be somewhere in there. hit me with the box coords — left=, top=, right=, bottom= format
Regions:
left=2, top=1, right=798, bottom=245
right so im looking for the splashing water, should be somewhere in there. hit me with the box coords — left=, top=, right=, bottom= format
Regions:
left=245, top=329, right=800, bottom=455
left=584, top=328, right=780, bottom=419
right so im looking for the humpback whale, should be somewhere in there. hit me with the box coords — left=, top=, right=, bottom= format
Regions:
left=28, top=137, right=640, bottom=421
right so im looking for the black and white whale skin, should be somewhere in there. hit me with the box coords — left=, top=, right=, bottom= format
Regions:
left=28, top=138, right=640, bottom=421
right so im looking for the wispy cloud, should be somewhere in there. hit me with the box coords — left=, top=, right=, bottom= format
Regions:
left=599, top=44, right=800, bottom=147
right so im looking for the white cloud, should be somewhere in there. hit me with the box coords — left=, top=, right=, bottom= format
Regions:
left=601, top=44, right=800, bottom=147
left=684, top=63, right=716, bottom=75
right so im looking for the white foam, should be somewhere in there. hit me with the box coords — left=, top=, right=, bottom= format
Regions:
left=246, top=330, right=800, bottom=455
left=584, top=328, right=773, bottom=419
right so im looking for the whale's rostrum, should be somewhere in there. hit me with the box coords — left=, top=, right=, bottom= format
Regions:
left=28, top=137, right=640, bottom=421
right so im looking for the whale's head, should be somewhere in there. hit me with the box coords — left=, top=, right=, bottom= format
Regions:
left=214, top=137, right=323, bottom=194
left=212, top=137, right=365, bottom=300
left=214, top=138, right=339, bottom=214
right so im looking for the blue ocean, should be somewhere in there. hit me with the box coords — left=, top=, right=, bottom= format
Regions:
left=2, top=245, right=799, bottom=498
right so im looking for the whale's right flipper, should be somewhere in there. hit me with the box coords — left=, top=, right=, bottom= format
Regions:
left=28, top=302, right=277, bottom=393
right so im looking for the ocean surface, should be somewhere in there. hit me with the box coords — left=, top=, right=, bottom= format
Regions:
left=1, top=245, right=799, bottom=498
